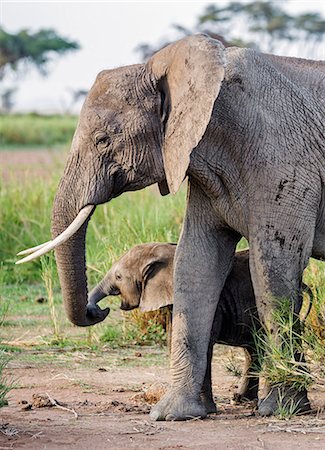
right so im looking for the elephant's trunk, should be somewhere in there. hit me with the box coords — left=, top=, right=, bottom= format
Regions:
left=88, top=283, right=107, bottom=306
left=51, top=193, right=109, bottom=327
left=87, top=279, right=119, bottom=319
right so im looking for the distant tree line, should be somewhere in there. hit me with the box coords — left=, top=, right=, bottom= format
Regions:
left=137, top=0, right=325, bottom=60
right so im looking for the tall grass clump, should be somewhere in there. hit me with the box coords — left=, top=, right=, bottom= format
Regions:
left=255, top=297, right=312, bottom=392
left=0, top=350, right=12, bottom=407
left=0, top=286, right=13, bottom=407
left=123, top=308, right=170, bottom=346
left=0, top=114, right=78, bottom=147
left=41, top=255, right=61, bottom=342
left=254, top=265, right=325, bottom=404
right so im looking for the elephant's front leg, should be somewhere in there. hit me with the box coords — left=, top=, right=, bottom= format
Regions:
left=150, top=183, right=240, bottom=421
left=200, top=342, right=217, bottom=413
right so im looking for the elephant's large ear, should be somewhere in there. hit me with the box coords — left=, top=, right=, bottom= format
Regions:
left=147, top=34, right=226, bottom=194
left=139, top=244, right=175, bottom=312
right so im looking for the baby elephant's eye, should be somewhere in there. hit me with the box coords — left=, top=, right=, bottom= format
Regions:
left=115, top=273, right=122, bottom=281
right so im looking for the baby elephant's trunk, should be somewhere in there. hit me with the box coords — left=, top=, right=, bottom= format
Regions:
left=88, top=283, right=107, bottom=305
left=87, top=282, right=110, bottom=320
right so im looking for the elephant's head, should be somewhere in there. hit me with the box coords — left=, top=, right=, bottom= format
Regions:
left=87, top=243, right=176, bottom=320
left=18, top=35, right=225, bottom=326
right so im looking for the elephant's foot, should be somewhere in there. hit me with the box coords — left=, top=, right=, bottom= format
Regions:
left=150, top=390, right=207, bottom=421
left=201, top=393, right=217, bottom=414
left=258, top=385, right=311, bottom=417
left=232, top=392, right=258, bottom=405
left=233, top=385, right=258, bottom=404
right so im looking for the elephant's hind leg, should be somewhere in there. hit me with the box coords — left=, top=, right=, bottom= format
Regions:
left=233, top=347, right=259, bottom=404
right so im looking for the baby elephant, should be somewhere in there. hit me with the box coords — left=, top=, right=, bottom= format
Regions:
left=88, top=243, right=264, bottom=412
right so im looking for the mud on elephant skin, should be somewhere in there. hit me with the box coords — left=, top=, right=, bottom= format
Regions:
left=18, top=34, right=325, bottom=419
left=88, top=243, right=313, bottom=413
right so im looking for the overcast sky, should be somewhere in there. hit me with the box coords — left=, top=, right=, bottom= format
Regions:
left=1, top=1, right=325, bottom=113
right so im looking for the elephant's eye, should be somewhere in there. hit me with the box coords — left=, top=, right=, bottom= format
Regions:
left=96, top=134, right=111, bottom=147
left=115, top=273, right=122, bottom=281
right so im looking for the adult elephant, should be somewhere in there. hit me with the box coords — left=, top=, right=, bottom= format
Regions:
left=18, top=35, right=325, bottom=419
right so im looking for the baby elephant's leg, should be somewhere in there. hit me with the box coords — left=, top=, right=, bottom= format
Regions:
left=200, top=343, right=217, bottom=414
left=233, top=348, right=259, bottom=403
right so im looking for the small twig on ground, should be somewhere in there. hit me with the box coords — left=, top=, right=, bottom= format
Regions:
left=29, top=431, right=43, bottom=439
left=119, top=420, right=165, bottom=436
left=45, top=393, right=78, bottom=419
left=50, top=373, right=75, bottom=382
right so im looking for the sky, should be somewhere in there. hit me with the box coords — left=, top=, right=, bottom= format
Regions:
left=1, top=0, right=325, bottom=113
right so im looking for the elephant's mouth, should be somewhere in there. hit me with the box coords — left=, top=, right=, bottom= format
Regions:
left=16, top=204, right=95, bottom=264
left=120, top=300, right=138, bottom=311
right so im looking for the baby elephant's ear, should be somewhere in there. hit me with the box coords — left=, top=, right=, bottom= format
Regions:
left=139, top=247, right=175, bottom=312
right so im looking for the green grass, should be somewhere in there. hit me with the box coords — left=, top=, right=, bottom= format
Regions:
left=253, top=290, right=325, bottom=410
left=0, top=350, right=12, bottom=407
left=0, top=113, right=78, bottom=147
left=0, top=295, right=13, bottom=407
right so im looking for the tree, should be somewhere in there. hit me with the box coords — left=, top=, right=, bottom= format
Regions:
left=0, top=87, right=16, bottom=113
left=0, top=27, right=79, bottom=80
left=197, top=1, right=325, bottom=54
left=137, top=1, right=325, bottom=60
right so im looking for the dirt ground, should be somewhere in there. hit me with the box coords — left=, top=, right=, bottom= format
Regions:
left=1, top=149, right=324, bottom=448
left=1, top=346, right=324, bottom=450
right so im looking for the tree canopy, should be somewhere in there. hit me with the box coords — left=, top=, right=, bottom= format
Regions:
left=197, top=1, right=325, bottom=53
left=0, top=27, right=79, bottom=79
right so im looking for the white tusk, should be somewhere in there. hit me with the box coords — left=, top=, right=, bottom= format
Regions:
left=17, top=241, right=51, bottom=256
left=16, top=205, right=95, bottom=265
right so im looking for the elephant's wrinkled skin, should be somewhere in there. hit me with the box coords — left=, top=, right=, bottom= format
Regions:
left=88, top=243, right=312, bottom=413
left=51, top=34, right=325, bottom=419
